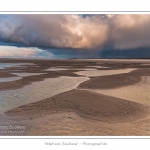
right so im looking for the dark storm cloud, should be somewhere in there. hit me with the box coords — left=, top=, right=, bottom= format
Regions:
left=0, top=14, right=150, bottom=50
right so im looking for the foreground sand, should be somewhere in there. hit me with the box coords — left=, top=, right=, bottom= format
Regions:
left=0, top=58, right=150, bottom=135
left=7, top=89, right=148, bottom=122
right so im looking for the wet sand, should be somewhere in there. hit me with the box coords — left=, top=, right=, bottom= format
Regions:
left=0, top=72, right=17, bottom=78
left=89, top=76, right=150, bottom=106
left=0, top=58, right=150, bottom=135
left=6, top=89, right=148, bottom=122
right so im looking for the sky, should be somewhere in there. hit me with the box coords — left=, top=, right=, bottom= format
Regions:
left=0, top=14, right=150, bottom=59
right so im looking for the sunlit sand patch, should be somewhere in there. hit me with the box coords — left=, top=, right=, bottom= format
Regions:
left=0, top=76, right=89, bottom=114
left=75, top=68, right=136, bottom=77
left=45, top=67, right=97, bottom=71
left=88, top=76, right=150, bottom=106
left=87, top=66, right=110, bottom=68
left=72, top=68, right=97, bottom=70
left=140, top=64, right=150, bottom=66
left=45, top=67, right=68, bottom=71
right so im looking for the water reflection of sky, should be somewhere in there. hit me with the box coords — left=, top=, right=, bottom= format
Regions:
left=0, top=76, right=88, bottom=114
left=0, top=77, right=22, bottom=82
left=0, top=62, right=36, bottom=69
left=0, top=63, right=21, bottom=69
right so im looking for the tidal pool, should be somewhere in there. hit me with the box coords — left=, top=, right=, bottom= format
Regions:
left=0, top=76, right=89, bottom=114
left=0, top=63, right=35, bottom=69
left=12, top=72, right=45, bottom=77
left=87, top=66, right=110, bottom=68
left=75, top=68, right=136, bottom=77
left=0, top=77, right=22, bottom=82
left=45, top=67, right=68, bottom=71
left=45, top=67, right=97, bottom=71
left=0, top=63, right=21, bottom=69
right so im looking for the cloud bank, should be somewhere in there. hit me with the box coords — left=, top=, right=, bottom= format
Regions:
left=0, top=46, right=55, bottom=58
left=111, top=15, right=150, bottom=49
left=0, top=14, right=150, bottom=50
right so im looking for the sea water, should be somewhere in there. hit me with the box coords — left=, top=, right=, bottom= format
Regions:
left=0, top=76, right=89, bottom=114
left=0, top=63, right=36, bottom=69
left=75, top=68, right=137, bottom=77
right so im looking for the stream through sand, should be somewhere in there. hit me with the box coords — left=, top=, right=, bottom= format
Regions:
left=75, top=68, right=136, bottom=77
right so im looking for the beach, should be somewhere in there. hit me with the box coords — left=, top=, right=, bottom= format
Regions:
left=0, top=58, right=150, bottom=135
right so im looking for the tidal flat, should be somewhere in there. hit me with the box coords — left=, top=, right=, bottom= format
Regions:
left=0, top=58, right=150, bottom=136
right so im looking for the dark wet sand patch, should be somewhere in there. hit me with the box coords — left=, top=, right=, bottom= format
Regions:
left=6, top=89, right=149, bottom=122
left=0, top=72, right=17, bottom=78
left=78, top=68, right=150, bottom=89
left=79, top=74, right=141, bottom=89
